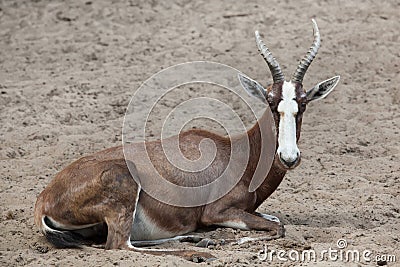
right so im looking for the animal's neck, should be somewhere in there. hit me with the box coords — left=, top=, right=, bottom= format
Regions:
left=244, top=110, right=287, bottom=210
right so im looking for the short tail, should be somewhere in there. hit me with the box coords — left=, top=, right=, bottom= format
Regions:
left=41, top=216, right=86, bottom=248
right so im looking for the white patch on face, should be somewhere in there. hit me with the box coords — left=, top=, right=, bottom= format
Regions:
left=277, top=81, right=300, bottom=165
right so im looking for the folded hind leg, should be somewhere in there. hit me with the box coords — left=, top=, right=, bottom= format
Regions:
left=100, top=164, right=215, bottom=262
left=103, top=210, right=215, bottom=262
left=104, top=209, right=134, bottom=250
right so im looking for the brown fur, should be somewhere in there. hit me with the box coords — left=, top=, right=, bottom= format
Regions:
left=34, top=18, right=339, bottom=261
left=34, top=73, right=325, bottom=263
left=34, top=106, right=288, bottom=260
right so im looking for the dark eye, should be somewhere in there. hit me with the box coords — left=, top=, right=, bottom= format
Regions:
left=268, top=102, right=275, bottom=110
left=267, top=99, right=274, bottom=106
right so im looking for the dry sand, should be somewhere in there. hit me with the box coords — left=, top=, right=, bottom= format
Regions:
left=0, top=0, right=399, bottom=266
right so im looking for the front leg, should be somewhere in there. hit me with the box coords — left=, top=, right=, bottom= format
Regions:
left=201, top=207, right=285, bottom=237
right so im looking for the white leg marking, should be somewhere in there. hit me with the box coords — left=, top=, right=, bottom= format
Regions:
left=42, top=216, right=60, bottom=233
left=258, top=213, right=280, bottom=223
left=43, top=216, right=100, bottom=231
left=126, top=236, right=182, bottom=252
left=235, top=235, right=281, bottom=245
left=131, top=235, right=202, bottom=247
left=217, top=220, right=249, bottom=230
left=131, top=184, right=141, bottom=230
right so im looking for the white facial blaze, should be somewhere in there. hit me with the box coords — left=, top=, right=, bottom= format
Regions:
left=277, top=81, right=300, bottom=164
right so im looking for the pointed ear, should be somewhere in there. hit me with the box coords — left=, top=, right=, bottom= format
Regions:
left=306, top=76, right=340, bottom=102
left=238, top=73, right=267, bottom=103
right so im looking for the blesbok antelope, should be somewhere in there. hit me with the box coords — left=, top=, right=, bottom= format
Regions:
left=34, top=19, right=339, bottom=262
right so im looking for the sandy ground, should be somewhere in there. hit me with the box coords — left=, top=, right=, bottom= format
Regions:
left=0, top=0, right=399, bottom=266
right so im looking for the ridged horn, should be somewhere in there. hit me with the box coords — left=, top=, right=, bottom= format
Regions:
left=292, top=19, right=321, bottom=83
left=255, top=30, right=285, bottom=83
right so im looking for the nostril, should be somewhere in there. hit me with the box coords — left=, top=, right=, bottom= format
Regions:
left=279, top=154, right=299, bottom=168
left=284, top=158, right=296, bottom=167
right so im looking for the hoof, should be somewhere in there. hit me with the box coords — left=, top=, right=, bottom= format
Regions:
left=179, top=236, right=203, bottom=243
left=187, top=252, right=217, bottom=263
left=195, top=238, right=216, bottom=248
left=277, top=223, right=285, bottom=238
